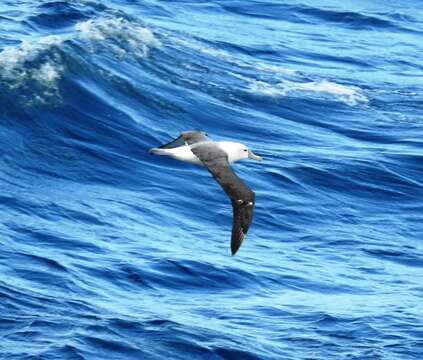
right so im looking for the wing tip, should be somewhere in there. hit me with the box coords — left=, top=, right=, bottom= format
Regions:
left=231, top=239, right=238, bottom=255
left=230, top=242, right=242, bottom=256
left=231, top=231, right=246, bottom=256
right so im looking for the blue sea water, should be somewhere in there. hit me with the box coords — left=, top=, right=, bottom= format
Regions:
left=1, top=0, right=423, bottom=358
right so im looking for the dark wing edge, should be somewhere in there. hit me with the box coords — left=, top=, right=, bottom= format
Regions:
left=157, top=131, right=209, bottom=149
left=189, top=143, right=255, bottom=255
left=231, top=192, right=255, bottom=255
left=181, top=131, right=209, bottom=145
left=157, top=134, right=186, bottom=149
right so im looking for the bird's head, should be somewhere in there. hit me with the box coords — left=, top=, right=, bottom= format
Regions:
left=225, top=142, right=262, bottom=163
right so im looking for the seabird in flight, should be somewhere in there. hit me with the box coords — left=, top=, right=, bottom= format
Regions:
left=150, top=131, right=262, bottom=255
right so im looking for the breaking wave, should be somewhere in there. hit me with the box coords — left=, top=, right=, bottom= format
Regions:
left=0, top=16, right=160, bottom=102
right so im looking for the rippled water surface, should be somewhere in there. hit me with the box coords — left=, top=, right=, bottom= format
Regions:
left=1, top=1, right=423, bottom=359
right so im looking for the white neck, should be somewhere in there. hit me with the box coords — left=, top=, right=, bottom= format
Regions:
left=218, top=141, right=246, bottom=163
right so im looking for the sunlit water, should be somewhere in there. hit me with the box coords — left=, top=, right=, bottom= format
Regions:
left=1, top=1, right=422, bottom=359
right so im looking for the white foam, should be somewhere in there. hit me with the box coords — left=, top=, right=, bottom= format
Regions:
left=0, top=35, right=65, bottom=93
left=33, top=62, right=62, bottom=86
left=249, top=81, right=281, bottom=96
left=0, top=36, right=62, bottom=77
left=75, top=17, right=160, bottom=58
left=249, top=79, right=368, bottom=106
left=0, top=17, right=159, bottom=102
left=76, top=20, right=106, bottom=41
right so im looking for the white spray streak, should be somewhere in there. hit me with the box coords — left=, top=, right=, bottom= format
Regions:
left=249, top=79, right=368, bottom=106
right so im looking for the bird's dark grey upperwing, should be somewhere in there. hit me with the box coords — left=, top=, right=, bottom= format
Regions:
left=189, top=141, right=255, bottom=255
left=181, top=131, right=209, bottom=145
left=158, top=131, right=209, bottom=149
left=157, top=134, right=187, bottom=149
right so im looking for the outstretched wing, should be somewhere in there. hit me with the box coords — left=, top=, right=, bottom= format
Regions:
left=188, top=138, right=255, bottom=255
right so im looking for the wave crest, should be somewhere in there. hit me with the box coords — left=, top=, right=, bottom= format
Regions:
left=0, top=17, right=160, bottom=103
left=0, top=35, right=65, bottom=86
left=75, top=17, right=161, bottom=58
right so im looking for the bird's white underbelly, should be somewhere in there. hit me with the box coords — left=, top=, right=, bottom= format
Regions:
left=152, top=141, right=242, bottom=165
left=168, top=146, right=204, bottom=165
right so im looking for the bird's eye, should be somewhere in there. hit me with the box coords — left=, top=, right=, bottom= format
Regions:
left=244, top=149, right=248, bottom=152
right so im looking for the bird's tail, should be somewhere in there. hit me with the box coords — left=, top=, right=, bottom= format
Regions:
left=149, top=148, right=169, bottom=155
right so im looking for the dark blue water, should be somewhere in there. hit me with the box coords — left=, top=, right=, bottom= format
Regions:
left=1, top=1, right=423, bottom=359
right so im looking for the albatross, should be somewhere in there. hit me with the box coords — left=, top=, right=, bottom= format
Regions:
left=150, top=131, right=262, bottom=255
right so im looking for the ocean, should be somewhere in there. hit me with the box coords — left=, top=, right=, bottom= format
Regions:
left=0, top=0, right=422, bottom=359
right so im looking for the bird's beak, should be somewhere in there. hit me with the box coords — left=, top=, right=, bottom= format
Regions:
left=248, top=150, right=262, bottom=161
